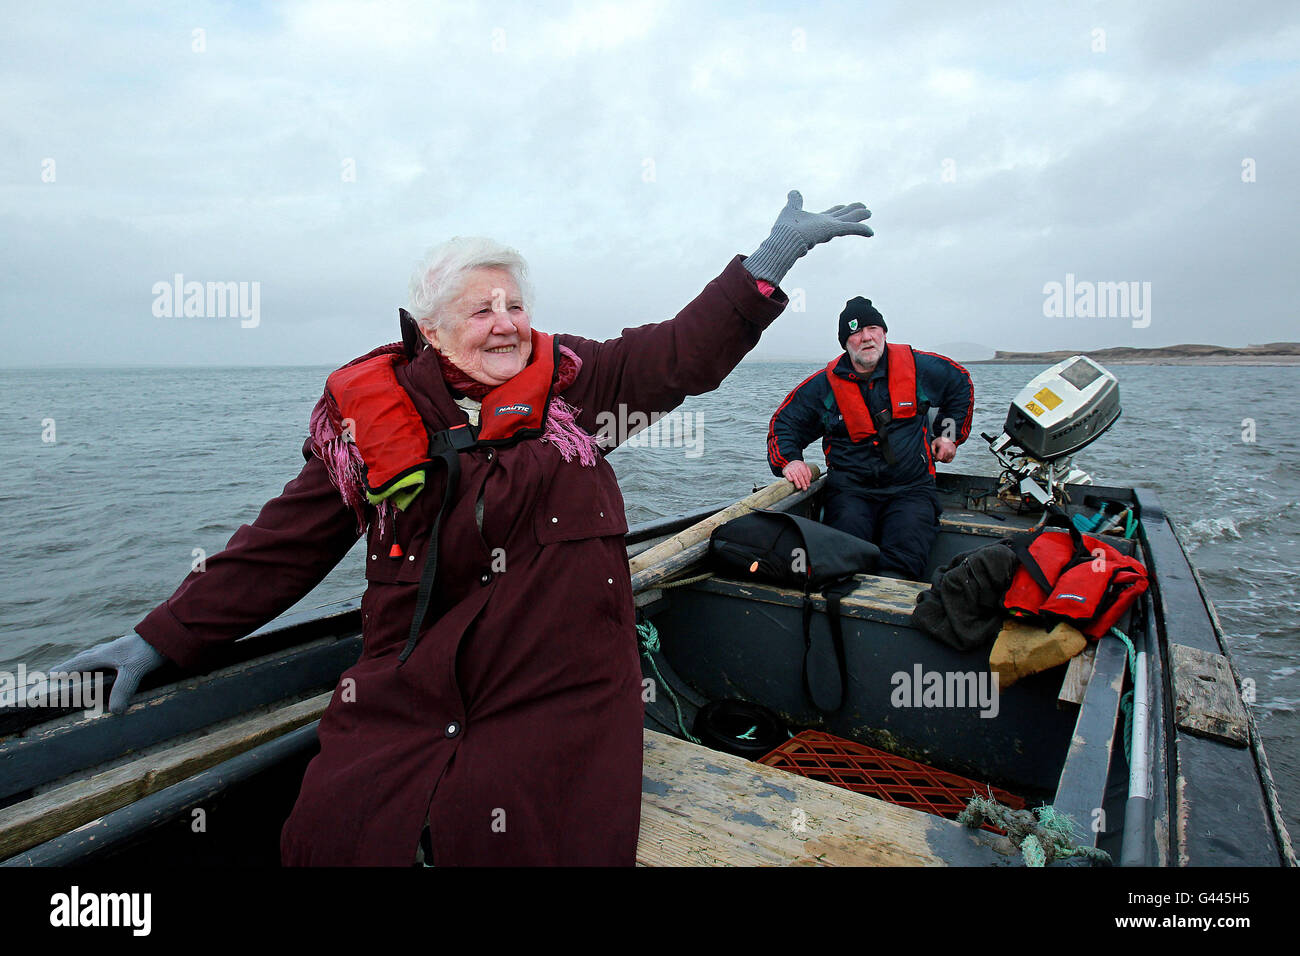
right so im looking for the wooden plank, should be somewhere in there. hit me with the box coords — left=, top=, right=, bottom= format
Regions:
left=1052, top=635, right=1127, bottom=847
left=0, top=692, right=332, bottom=860
left=1058, top=642, right=1096, bottom=707
left=637, top=729, right=1011, bottom=866
left=691, top=574, right=927, bottom=627
left=3, top=725, right=322, bottom=867
left=1169, top=643, right=1249, bottom=746
left=633, top=588, right=663, bottom=609
left=841, top=575, right=930, bottom=619
left=630, top=541, right=710, bottom=593
left=939, top=511, right=1027, bottom=537
left=938, top=511, right=1135, bottom=556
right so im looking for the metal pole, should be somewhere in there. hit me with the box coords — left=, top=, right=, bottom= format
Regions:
left=1120, top=628, right=1152, bottom=866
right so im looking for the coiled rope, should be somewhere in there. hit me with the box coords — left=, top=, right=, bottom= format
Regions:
left=636, top=619, right=700, bottom=744
left=958, top=795, right=1112, bottom=867
left=960, top=623, right=1142, bottom=866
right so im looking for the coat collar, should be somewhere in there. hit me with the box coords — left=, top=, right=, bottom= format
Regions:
left=395, top=330, right=562, bottom=434
left=395, top=343, right=476, bottom=431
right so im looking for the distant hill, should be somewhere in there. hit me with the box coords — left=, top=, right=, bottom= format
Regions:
left=975, top=343, right=1300, bottom=365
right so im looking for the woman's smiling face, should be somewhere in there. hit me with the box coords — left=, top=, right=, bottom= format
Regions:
left=425, top=267, right=532, bottom=386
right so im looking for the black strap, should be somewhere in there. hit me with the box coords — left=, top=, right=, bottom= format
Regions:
left=801, top=577, right=858, bottom=714
left=1010, top=506, right=1091, bottom=594
left=1009, top=535, right=1053, bottom=593
left=875, top=432, right=898, bottom=467
left=800, top=589, right=821, bottom=707
left=397, top=424, right=478, bottom=665
left=866, top=387, right=898, bottom=466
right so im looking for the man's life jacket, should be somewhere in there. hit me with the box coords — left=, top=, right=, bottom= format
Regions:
left=1003, top=514, right=1149, bottom=639
left=825, top=342, right=919, bottom=442
left=322, top=328, right=561, bottom=664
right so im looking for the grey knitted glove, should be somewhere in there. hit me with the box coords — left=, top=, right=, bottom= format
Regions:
left=48, top=631, right=167, bottom=715
left=743, top=190, right=874, bottom=286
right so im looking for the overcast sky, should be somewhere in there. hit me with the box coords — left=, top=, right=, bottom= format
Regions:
left=3, top=0, right=1297, bottom=366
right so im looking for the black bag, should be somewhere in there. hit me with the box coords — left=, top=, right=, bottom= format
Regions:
left=708, top=510, right=880, bottom=713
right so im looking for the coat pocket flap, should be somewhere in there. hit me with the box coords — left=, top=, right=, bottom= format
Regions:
left=533, top=456, right=628, bottom=545
left=362, top=488, right=440, bottom=584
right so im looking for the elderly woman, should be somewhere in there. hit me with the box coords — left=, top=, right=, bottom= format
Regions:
left=53, top=191, right=872, bottom=865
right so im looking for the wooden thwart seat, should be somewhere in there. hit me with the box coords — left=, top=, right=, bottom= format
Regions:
left=637, top=728, right=1015, bottom=866
left=0, top=691, right=331, bottom=861
left=691, top=572, right=928, bottom=627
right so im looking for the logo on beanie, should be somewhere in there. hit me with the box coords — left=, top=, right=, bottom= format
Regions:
left=848, top=319, right=859, bottom=332
left=495, top=403, right=533, bottom=416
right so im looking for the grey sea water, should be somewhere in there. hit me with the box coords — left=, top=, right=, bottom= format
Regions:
left=2, top=361, right=1298, bottom=837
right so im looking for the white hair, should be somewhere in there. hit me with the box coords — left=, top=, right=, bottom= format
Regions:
left=407, top=236, right=534, bottom=335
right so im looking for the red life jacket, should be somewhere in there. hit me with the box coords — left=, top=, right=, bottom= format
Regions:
left=1004, top=519, right=1149, bottom=639
left=825, top=343, right=919, bottom=442
left=326, top=330, right=558, bottom=499
left=825, top=344, right=933, bottom=474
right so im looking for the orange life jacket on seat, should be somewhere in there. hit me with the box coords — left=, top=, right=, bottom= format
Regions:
left=1003, top=515, right=1149, bottom=639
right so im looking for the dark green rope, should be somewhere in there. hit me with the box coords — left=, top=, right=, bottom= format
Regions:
left=637, top=620, right=700, bottom=744
left=1110, top=626, right=1137, bottom=765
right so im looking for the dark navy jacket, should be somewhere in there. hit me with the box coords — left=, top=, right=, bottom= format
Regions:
left=767, top=346, right=974, bottom=497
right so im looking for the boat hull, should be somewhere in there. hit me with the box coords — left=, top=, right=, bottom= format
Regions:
left=1, top=476, right=1291, bottom=867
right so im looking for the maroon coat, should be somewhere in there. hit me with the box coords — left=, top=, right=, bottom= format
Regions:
left=136, top=256, right=786, bottom=865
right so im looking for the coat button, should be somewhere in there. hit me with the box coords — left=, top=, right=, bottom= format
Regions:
left=370, top=555, right=377, bottom=561
left=599, top=511, right=604, bottom=517
left=408, top=554, right=416, bottom=561
left=479, top=570, right=492, bottom=586
left=551, top=516, right=558, bottom=523
left=445, top=722, right=460, bottom=738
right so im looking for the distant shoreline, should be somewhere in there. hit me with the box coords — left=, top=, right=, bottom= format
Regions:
left=8, top=343, right=1300, bottom=371
left=968, top=343, right=1300, bottom=366
left=972, top=355, right=1300, bottom=366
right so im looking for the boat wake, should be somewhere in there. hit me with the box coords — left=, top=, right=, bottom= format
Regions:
left=1182, top=515, right=1243, bottom=550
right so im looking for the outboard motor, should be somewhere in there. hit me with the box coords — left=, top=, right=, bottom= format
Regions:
left=984, top=356, right=1121, bottom=507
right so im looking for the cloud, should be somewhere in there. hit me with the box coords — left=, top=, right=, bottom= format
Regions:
left=1, top=0, right=1297, bottom=365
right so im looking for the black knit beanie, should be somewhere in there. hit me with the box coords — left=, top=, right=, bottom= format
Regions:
left=839, top=297, right=887, bottom=349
